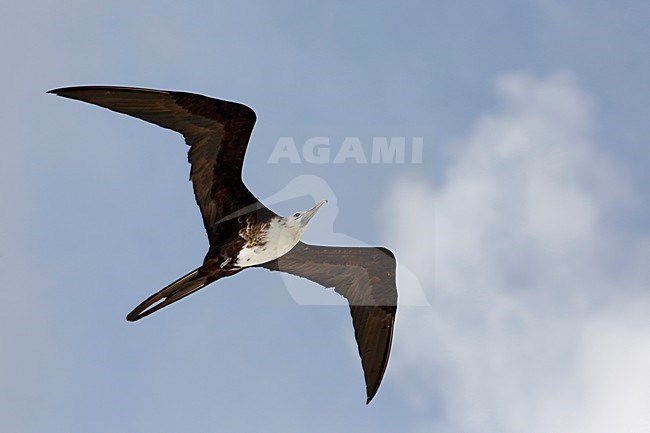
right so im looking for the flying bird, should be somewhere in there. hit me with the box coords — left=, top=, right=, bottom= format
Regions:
left=48, top=86, right=398, bottom=403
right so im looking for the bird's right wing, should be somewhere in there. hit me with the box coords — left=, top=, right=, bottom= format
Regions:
left=48, top=86, right=265, bottom=246
left=258, top=242, right=398, bottom=404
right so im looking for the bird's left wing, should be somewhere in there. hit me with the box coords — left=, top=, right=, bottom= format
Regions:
left=258, top=241, right=398, bottom=404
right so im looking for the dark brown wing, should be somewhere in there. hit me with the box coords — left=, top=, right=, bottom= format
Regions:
left=48, top=86, right=264, bottom=246
left=258, top=241, right=398, bottom=404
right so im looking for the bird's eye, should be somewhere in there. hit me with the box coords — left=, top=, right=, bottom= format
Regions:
left=293, top=213, right=300, bottom=217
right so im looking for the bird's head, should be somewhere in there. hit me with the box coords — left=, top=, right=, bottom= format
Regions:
left=284, top=199, right=328, bottom=232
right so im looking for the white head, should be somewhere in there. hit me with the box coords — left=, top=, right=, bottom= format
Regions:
left=283, top=199, right=328, bottom=232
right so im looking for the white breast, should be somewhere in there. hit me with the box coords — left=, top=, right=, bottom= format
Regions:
left=235, top=218, right=301, bottom=267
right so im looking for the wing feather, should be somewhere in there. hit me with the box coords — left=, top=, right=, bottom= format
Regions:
left=259, top=242, right=398, bottom=403
left=48, top=86, right=261, bottom=245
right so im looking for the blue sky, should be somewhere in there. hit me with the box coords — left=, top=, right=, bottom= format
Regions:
left=2, top=1, right=650, bottom=432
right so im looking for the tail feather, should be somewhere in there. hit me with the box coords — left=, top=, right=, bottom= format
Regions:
left=127, top=268, right=210, bottom=321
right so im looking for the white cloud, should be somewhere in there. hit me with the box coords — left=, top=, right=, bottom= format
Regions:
left=380, top=72, right=650, bottom=432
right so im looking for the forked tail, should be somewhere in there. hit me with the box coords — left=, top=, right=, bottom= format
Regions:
left=126, top=268, right=220, bottom=321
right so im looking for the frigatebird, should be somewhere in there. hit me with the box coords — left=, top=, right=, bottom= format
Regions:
left=48, top=86, right=398, bottom=403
